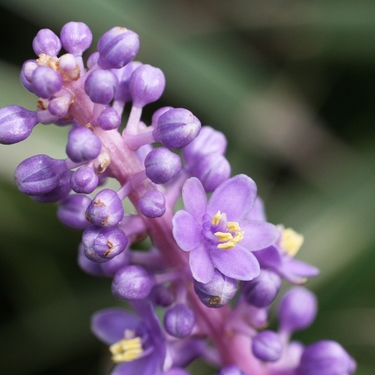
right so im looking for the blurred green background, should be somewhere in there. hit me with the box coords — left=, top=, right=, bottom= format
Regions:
left=0, top=0, right=375, bottom=374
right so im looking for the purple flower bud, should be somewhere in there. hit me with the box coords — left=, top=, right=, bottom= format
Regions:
left=0, top=105, right=39, bottom=144
left=111, top=265, right=155, bottom=300
left=144, top=147, right=182, bottom=184
left=138, top=190, right=166, bottom=218
left=84, top=69, right=118, bottom=104
left=242, top=269, right=281, bottom=308
left=152, top=285, right=175, bottom=307
left=164, top=303, right=195, bottom=338
left=85, top=188, right=124, bottom=227
left=97, top=107, right=121, bottom=130
left=57, top=194, right=91, bottom=229
left=14, top=154, right=66, bottom=195
left=22, top=60, right=38, bottom=82
left=97, top=27, right=140, bottom=69
left=296, top=340, right=356, bottom=375
left=87, top=52, right=99, bottom=69
left=77, top=243, right=105, bottom=276
left=66, top=127, right=102, bottom=163
left=129, top=64, right=165, bottom=107
left=32, top=28, right=61, bottom=56
left=70, top=166, right=99, bottom=194
left=83, top=225, right=128, bottom=263
left=48, top=90, right=73, bottom=117
left=219, top=365, right=248, bottom=375
left=60, top=22, right=92, bottom=56
left=246, top=306, right=269, bottom=329
left=32, top=169, right=72, bottom=203
left=252, top=330, right=283, bottom=362
left=278, top=287, right=317, bottom=333
left=151, top=106, right=173, bottom=127
left=20, top=70, right=34, bottom=93
left=153, top=108, right=201, bottom=149
left=194, top=269, right=238, bottom=308
left=31, top=66, right=62, bottom=99
left=183, top=126, right=227, bottom=162
left=192, top=153, right=231, bottom=192
left=113, top=61, right=142, bottom=102
left=20, top=60, right=38, bottom=93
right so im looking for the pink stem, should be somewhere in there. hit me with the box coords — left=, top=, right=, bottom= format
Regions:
left=67, top=87, right=264, bottom=374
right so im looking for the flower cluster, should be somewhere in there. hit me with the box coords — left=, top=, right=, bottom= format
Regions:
left=0, top=22, right=356, bottom=375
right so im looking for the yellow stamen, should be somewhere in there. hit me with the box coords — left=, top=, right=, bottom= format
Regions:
left=227, top=222, right=241, bottom=232
left=109, top=336, right=143, bottom=363
left=212, top=210, right=222, bottom=226
left=214, top=231, right=233, bottom=242
left=217, top=231, right=244, bottom=249
left=280, top=228, right=304, bottom=257
left=211, top=211, right=244, bottom=250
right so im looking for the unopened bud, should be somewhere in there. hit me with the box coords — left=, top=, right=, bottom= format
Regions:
left=0, top=105, right=39, bottom=144
left=252, top=330, right=282, bottom=362
left=153, top=108, right=201, bottom=149
left=194, top=269, right=237, bottom=308
left=111, top=265, right=155, bottom=300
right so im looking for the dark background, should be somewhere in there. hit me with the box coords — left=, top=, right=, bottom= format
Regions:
left=0, top=1, right=375, bottom=374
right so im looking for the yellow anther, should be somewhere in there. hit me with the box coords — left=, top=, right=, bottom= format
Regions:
left=214, top=231, right=233, bottom=242
left=216, top=231, right=244, bottom=250
left=212, top=210, right=222, bottom=226
left=233, top=231, right=244, bottom=243
left=109, top=336, right=143, bottom=363
left=227, top=222, right=241, bottom=232
left=280, top=228, right=304, bottom=257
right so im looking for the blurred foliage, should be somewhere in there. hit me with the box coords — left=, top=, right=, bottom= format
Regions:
left=0, top=0, right=375, bottom=374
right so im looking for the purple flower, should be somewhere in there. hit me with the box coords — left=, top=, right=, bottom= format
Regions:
left=172, top=175, right=278, bottom=283
left=254, top=226, right=319, bottom=284
left=91, top=301, right=166, bottom=375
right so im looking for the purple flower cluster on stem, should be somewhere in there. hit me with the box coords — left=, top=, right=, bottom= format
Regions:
left=0, top=21, right=356, bottom=375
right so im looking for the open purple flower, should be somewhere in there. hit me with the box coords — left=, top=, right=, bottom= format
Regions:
left=254, top=226, right=319, bottom=284
left=91, top=300, right=166, bottom=375
left=172, top=175, right=278, bottom=283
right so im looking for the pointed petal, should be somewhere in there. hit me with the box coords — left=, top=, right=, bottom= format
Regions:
left=172, top=210, right=201, bottom=251
left=130, top=300, right=166, bottom=359
left=91, top=308, right=140, bottom=345
left=254, top=245, right=282, bottom=268
left=207, top=174, right=257, bottom=221
left=284, top=258, right=320, bottom=277
left=210, top=246, right=260, bottom=281
left=240, top=221, right=279, bottom=251
left=277, top=258, right=320, bottom=284
left=190, top=243, right=215, bottom=283
left=182, top=177, right=207, bottom=221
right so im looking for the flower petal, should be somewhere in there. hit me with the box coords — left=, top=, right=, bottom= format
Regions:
left=172, top=210, right=201, bottom=251
left=207, top=174, right=257, bottom=221
left=210, top=246, right=260, bottom=281
left=240, top=221, right=279, bottom=251
left=190, top=243, right=215, bottom=283
left=130, top=300, right=166, bottom=359
left=91, top=308, right=140, bottom=345
left=254, top=245, right=282, bottom=268
left=182, top=177, right=207, bottom=221
left=111, top=354, right=163, bottom=375
left=278, top=258, right=320, bottom=284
